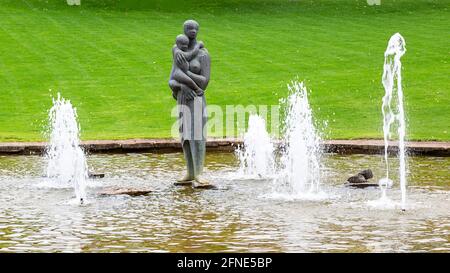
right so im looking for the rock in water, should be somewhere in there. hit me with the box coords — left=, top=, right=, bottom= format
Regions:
left=99, top=187, right=152, bottom=196
left=358, top=169, right=373, bottom=180
left=347, top=174, right=366, bottom=183
left=347, top=169, right=374, bottom=184
left=346, top=169, right=377, bottom=188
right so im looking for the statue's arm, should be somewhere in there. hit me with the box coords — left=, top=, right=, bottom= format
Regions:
left=172, top=44, right=178, bottom=57
left=173, top=46, right=189, bottom=72
left=183, top=42, right=203, bottom=61
left=186, top=52, right=210, bottom=90
left=169, top=79, right=179, bottom=100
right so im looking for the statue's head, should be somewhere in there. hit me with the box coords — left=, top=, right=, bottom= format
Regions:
left=183, top=19, right=199, bottom=40
left=176, top=34, right=189, bottom=51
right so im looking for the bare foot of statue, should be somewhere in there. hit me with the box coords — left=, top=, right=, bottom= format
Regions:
left=174, top=174, right=194, bottom=186
left=193, top=176, right=215, bottom=189
left=195, top=88, right=204, bottom=96
left=177, top=174, right=194, bottom=182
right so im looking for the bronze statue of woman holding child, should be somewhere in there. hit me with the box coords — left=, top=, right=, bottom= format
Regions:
left=169, top=19, right=212, bottom=188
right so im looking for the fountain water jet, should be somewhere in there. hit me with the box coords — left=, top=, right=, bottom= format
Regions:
left=236, top=114, right=275, bottom=178
left=269, top=81, right=324, bottom=199
left=371, top=33, right=407, bottom=210
left=45, top=93, right=87, bottom=204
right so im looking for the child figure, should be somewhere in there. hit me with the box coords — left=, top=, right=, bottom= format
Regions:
left=169, top=34, right=204, bottom=97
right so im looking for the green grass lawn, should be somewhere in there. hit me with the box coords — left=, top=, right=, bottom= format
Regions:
left=0, top=0, right=448, bottom=141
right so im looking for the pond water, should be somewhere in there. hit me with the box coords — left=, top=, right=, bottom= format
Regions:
left=0, top=152, right=448, bottom=252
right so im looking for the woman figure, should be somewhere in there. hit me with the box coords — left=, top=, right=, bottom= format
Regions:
left=169, top=20, right=211, bottom=187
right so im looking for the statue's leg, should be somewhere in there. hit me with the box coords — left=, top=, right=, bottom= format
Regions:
left=192, top=140, right=205, bottom=177
left=191, top=140, right=210, bottom=185
left=169, top=79, right=181, bottom=91
left=169, top=80, right=180, bottom=100
left=177, top=140, right=195, bottom=182
left=192, top=96, right=210, bottom=186
left=173, top=70, right=202, bottom=93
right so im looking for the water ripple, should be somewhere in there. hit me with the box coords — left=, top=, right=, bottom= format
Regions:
left=0, top=153, right=448, bottom=252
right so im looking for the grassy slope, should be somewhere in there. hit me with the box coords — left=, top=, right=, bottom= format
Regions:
left=0, top=0, right=448, bottom=141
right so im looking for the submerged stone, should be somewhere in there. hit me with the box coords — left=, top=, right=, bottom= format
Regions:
left=346, top=183, right=379, bottom=189
left=347, top=174, right=366, bottom=183
left=358, top=169, right=373, bottom=180
left=99, top=187, right=152, bottom=196
left=347, top=169, right=375, bottom=185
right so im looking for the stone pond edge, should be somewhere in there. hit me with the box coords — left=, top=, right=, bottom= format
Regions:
left=0, top=138, right=448, bottom=156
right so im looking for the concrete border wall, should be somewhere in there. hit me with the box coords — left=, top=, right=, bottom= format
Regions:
left=0, top=139, right=448, bottom=156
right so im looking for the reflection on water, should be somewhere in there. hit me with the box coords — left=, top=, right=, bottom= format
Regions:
left=0, top=153, right=448, bottom=252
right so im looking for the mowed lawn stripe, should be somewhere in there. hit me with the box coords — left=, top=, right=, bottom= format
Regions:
left=0, top=0, right=448, bottom=141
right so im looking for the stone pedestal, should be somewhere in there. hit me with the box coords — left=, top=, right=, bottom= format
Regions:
left=174, top=181, right=193, bottom=186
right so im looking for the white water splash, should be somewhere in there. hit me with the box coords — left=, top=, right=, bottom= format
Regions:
left=268, top=81, right=324, bottom=199
left=45, top=93, right=87, bottom=204
left=236, top=114, right=275, bottom=178
left=372, top=33, right=407, bottom=210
